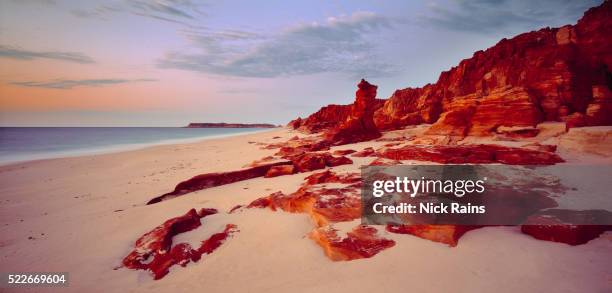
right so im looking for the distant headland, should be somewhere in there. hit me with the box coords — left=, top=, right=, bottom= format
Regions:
left=185, top=123, right=278, bottom=128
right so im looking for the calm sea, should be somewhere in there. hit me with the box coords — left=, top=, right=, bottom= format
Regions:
left=0, top=127, right=270, bottom=165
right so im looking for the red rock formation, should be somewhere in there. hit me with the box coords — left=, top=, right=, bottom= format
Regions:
left=310, top=225, right=395, bottom=261
left=248, top=184, right=361, bottom=227
left=374, top=86, right=441, bottom=130
left=295, top=1, right=612, bottom=136
left=386, top=225, right=482, bottom=247
left=378, top=144, right=564, bottom=165
left=290, top=153, right=353, bottom=172
left=324, top=80, right=383, bottom=145
left=264, top=165, right=296, bottom=178
left=351, top=147, right=376, bottom=157
left=287, top=117, right=303, bottom=129
left=148, top=161, right=293, bottom=204
left=247, top=169, right=362, bottom=227
left=296, top=104, right=353, bottom=133
left=122, top=209, right=237, bottom=280
left=304, top=170, right=360, bottom=185
left=521, top=209, right=612, bottom=245
left=369, top=157, right=402, bottom=166
left=332, top=149, right=357, bottom=156
left=326, top=155, right=353, bottom=167
left=146, top=224, right=237, bottom=280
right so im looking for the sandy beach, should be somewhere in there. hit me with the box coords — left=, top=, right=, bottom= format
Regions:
left=1, top=127, right=610, bottom=293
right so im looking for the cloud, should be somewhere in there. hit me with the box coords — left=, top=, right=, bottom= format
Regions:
left=158, top=11, right=397, bottom=78
left=9, top=0, right=56, bottom=5
left=0, top=45, right=95, bottom=64
left=10, top=78, right=156, bottom=89
left=71, top=0, right=204, bottom=25
left=421, top=0, right=602, bottom=34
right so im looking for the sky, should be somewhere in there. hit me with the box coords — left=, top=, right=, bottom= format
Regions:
left=0, top=0, right=601, bottom=126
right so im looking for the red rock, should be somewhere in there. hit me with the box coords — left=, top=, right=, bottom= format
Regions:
left=296, top=2, right=612, bottom=136
left=326, top=155, right=353, bottom=167
left=383, top=142, right=402, bottom=147
left=310, top=225, right=395, bottom=261
left=369, top=158, right=402, bottom=166
left=291, top=153, right=329, bottom=172
left=304, top=170, right=360, bottom=185
left=332, top=149, right=357, bottom=156
left=298, top=104, right=353, bottom=133
left=386, top=225, right=482, bottom=247
left=521, top=209, right=612, bottom=245
left=264, top=165, right=296, bottom=178
left=228, top=205, right=242, bottom=213
left=290, top=152, right=352, bottom=172
left=563, top=112, right=588, bottom=129
left=585, top=85, right=612, bottom=125
left=146, top=224, right=238, bottom=280
left=122, top=209, right=236, bottom=280
left=311, top=188, right=361, bottom=226
left=248, top=173, right=362, bottom=226
left=374, top=86, right=441, bottom=130
left=351, top=147, right=376, bottom=157
left=246, top=195, right=275, bottom=210
left=426, top=105, right=475, bottom=136
left=148, top=161, right=292, bottom=204
left=273, top=141, right=330, bottom=159
left=198, top=208, right=219, bottom=218
left=287, top=117, right=303, bottom=129
left=378, top=144, right=564, bottom=165
left=324, top=80, right=383, bottom=145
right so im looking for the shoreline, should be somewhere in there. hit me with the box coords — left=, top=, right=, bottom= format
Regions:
left=0, top=126, right=610, bottom=293
left=0, top=127, right=276, bottom=167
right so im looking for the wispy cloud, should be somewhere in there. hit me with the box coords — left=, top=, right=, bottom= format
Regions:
left=421, top=0, right=601, bottom=34
left=158, top=11, right=397, bottom=78
left=71, top=0, right=205, bottom=26
left=0, top=45, right=95, bottom=64
left=9, top=0, right=56, bottom=5
left=10, top=78, right=156, bottom=89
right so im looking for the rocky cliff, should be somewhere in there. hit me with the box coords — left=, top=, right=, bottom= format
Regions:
left=291, top=0, right=612, bottom=140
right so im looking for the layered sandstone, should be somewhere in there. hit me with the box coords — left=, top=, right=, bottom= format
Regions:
left=122, top=209, right=237, bottom=279
left=324, top=79, right=383, bottom=145
left=292, top=1, right=612, bottom=140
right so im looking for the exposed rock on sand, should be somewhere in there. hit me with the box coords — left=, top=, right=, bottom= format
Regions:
left=310, top=225, right=395, bottom=261
left=377, top=144, right=564, bottom=165
left=122, top=208, right=237, bottom=280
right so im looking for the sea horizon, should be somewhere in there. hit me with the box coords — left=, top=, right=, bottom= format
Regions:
left=0, top=127, right=272, bottom=165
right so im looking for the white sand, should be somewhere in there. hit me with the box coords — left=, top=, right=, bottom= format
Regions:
left=0, top=127, right=610, bottom=293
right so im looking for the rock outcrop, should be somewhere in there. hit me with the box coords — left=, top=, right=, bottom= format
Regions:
left=292, top=1, right=612, bottom=138
left=521, top=209, right=612, bottom=245
left=310, top=225, right=395, bottom=261
left=292, top=104, right=353, bottom=133
left=122, top=208, right=237, bottom=280
left=147, top=161, right=293, bottom=204
left=324, top=79, right=383, bottom=145
left=377, top=144, right=564, bottom=165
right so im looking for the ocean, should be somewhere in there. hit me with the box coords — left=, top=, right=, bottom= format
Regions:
left=0, top=127, right=270, bottom=165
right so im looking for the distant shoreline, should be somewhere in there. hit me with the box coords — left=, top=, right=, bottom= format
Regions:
left=185, top=123, right=278, bottom=128
left=0, top=127, right=275, bottom=166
